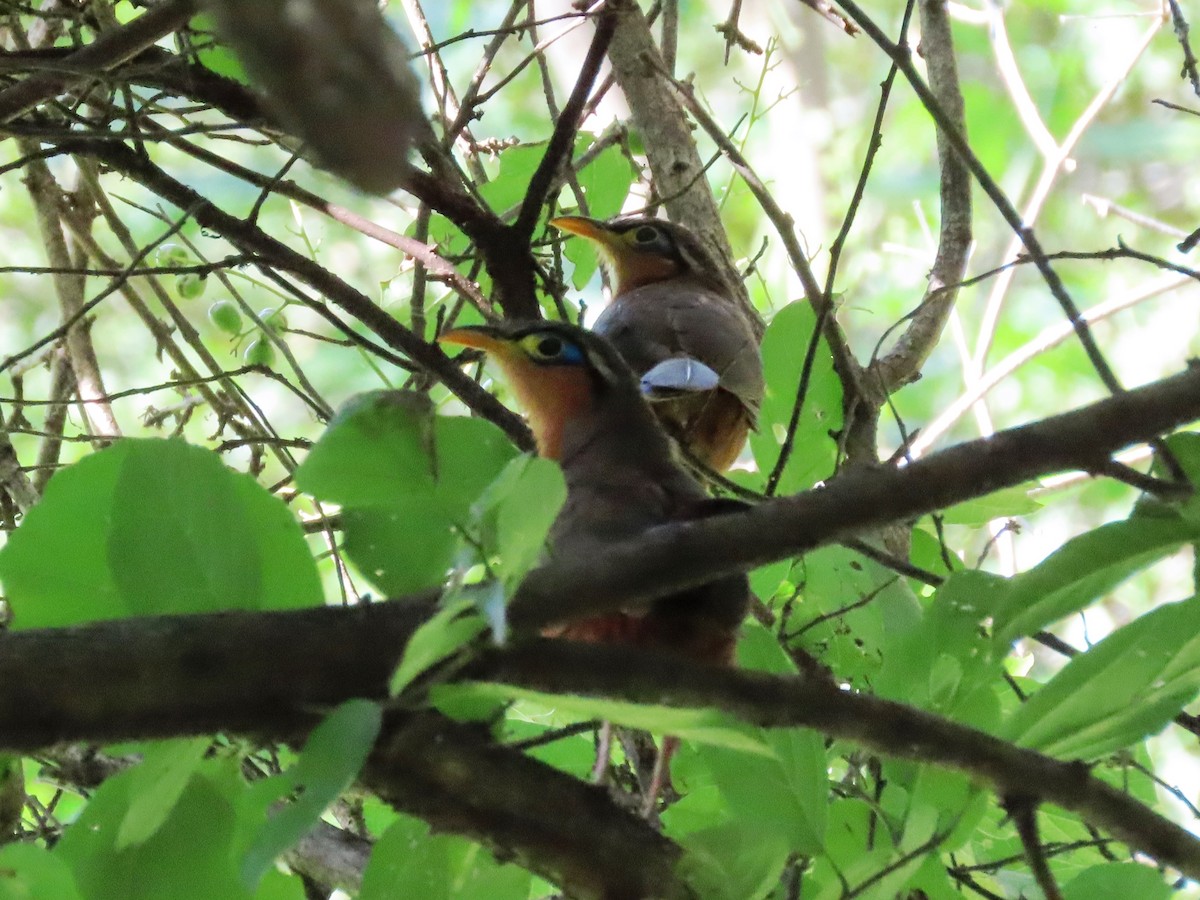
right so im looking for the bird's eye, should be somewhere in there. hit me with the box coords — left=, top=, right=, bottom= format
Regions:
left=535, top=336, right=563, bottom=358
left=519, top=331, right=583, bottom=364
left=633, top=225, right=661, bottom=245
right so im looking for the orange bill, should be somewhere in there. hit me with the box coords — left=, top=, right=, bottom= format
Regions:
left=548, top=215, right=611, bottom=243
left=437, top=325, right=507, bottom=352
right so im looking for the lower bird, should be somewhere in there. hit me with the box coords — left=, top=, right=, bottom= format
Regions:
left=440, top=319, right=749, bottom=815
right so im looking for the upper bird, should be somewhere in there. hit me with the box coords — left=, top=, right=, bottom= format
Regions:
left=439, top=320, right=750, bottom=811
left=550, top=215, right=764, bottom=472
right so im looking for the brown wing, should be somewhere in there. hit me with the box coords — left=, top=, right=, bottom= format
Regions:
left=593, top=279, right=763, bottom=422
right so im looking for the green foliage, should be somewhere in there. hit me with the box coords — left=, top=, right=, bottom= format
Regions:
left=440, top=682, right=772, bottom=756
left=295, top=391, right=520, bottom=595
left=478, top=146, right=545, bottom=214
left=991, top=510, right=1200, bottom=647
left=877, top=570, right=1006, bottom=726
left=749, top=301, right=843, bottom=495
left=469, top=454, right=566, bottom=589
left=940, top=484, right=1042, bottom=525
left=115, top=739, right=211, bottom=849
left=242, top=701, right=381, bottom=888
left=0, top=843, right=83, bottom=900
left=671, top=624, right=829, bottom=899
left=53, top=752, right=301, bottom=900
left=360, top=813, right=530, bottom=900
left=389, top=599, right=486, bottom=696
left=0, top=439, right=322, bottom=627
left=30, top=703, right=378, bottom=898
left=1062, top=861, right=1174, bottom=900
left=187, top=13, right=249, bottom=82
left=1003, top=595, right=1200, bottom=758
left=784, top=546, right=921, bottom=689
left=1, top=1, right=1198, bottom=897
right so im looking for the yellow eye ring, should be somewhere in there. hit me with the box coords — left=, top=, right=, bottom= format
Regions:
left=518, top=332, right=577, bottom=363
left=632, top=225, right=661, bottom=245
left=518, top=336, right=564, bottom=360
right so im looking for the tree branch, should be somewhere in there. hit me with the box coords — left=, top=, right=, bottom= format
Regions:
left=0, top=0, right=196, bottom=123
left=509, top=362, right=1200, bottom=630
left=604, top=0, right=759, bottom=330
left=477, top=641, right=1200, bottom=882
left=834, top=0, right=1129, bottom=403
left=872, top=0, right=972, bottom=393
left=513, top=5, right=616, bottom=239
left=51, top=137, right=533, bottom=451
left=364, top=710, right=692, bottom=899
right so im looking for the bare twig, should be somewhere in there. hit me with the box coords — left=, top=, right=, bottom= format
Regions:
left=1003, top=796, right=1063, bottom=900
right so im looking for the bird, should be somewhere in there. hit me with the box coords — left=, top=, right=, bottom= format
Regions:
left=439, top=319, right=750, bottom=815
left=549, top=215, right=763, bottom=473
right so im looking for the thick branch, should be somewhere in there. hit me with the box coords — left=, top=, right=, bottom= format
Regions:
left=605, top=0, right=759, bottom=329
left=1, top=365, right=1197, bottom=747
left=509, top=362, right=1200, bottom=629
left=476, top=641, right=1200, bottom=882
left=3, top=613, right=1200, bottom=883
left=364, top=711, right=691, bottom=899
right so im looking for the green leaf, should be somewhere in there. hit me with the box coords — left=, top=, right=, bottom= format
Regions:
left=190, top=14, right=249, bottom=82
left=390, top=600, right=487, bottom=696
left=339, top=503, right=458, bottom=596
left=876, top=570, right=1007, bottom=721
left=295, top=393, right=517, bottom=595
left=940, top=483, right=1041, bottom=525
left=810, top=798, right=897, bottom=896
left=110, top=440, right=260, bottom=614
left=993, top=514, right=1197, bottom=646
left=55, top=755, right=259, bottom=900
left=361, top=814, right=530, bottom=900
left=295, top=391, right=439, bottom=506
left=790, top=546, right=921, bottom=689
left=750, top=301, right=842, bottom=495
left=477, top=145, right=544, bottom=214
left=1062, top=862, right=1172, bottom=900
left=1163, top=432, right=1200, bottom=523
left=241, top=700, right=382, bottom=888
left=1003, top=596, right=1200, bottom=758
left=709, top=624, right=827, bottom=854
left=0, top=442, right=126, bottom=626
left=677, top=822, right=789, bottom=900
left=574, top=142, right=635, bottom=223
left=116, top=738, right=211, bottom=849
left=471, top=455, right=566, bottom=586
left=0, top=439, right=321, bottom=627
left=437, top=682, right=773, bottom=755
left=0, top=843, right=83, bottom=900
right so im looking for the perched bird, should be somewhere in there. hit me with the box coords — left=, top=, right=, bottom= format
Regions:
left=550, top=215, right=763, bottom=472
left=440, top=320, right=750, bottom=813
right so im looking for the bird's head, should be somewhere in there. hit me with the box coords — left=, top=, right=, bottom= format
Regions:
left=439, top=321, right=634, bottom=460
left=550, top=215, right=720, bottom=296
